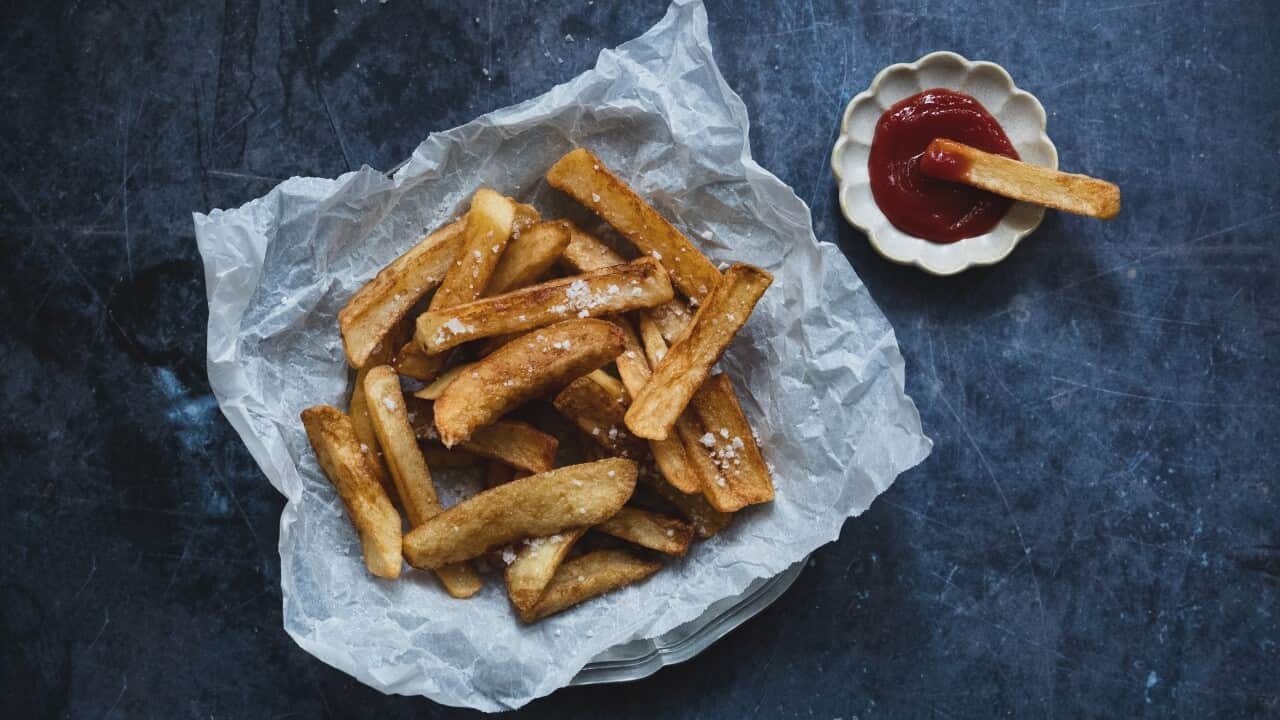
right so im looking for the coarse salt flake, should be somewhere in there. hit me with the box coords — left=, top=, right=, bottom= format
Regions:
left=700, top=432, right=716, bottom=447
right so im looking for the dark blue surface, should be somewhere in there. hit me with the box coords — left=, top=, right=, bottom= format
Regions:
left=3, top=1, right=1277, bottom=717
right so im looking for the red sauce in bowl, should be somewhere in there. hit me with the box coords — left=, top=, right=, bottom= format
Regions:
left=869, top=88, right=1019, bottom=243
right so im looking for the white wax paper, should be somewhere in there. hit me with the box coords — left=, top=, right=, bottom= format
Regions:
left=193, top=0, right=931, bottom=711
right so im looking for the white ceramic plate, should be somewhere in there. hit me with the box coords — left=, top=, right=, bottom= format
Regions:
left=831, top=51, right=1058, bottom=275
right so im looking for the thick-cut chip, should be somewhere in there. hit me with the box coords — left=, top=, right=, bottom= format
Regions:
left=407, top=397, right=557, bottom=473
left=433, top=319, right=624, bottom=447
left=612, top=318, right=701, bottom=494
left=339, top=220, right=466, bottom=369
left=412, top=362, right=474, bottom=401
left=486, top=221, right=572, bottom=296
left=512, top=201, right=541, bottom=235
left=553, top=376, right=644, bottom=458
left=483, top=460, right=515, bottom=489
left=348, top=367, right=393, bottom=496
left=405, top=189, right=519, bottom=382
left=459, top=419, right=558, bottom=474
left=558, top=223, right=691, bottom=344
left=595, top=507, right=693, bottom=556
left=415, top=258, right=672, bottom=356
left=363, top=367, right=482, bottom=597
left=546, top=148, right=721, bottom=302
left=688, top=373, right=774, bottom=511
left=922, top=138, right=1121, bottom=219
left=402, top=459, right=637, bottom=569
left=393, top=341, right=439, bottom=381
left=517, top=549, right=662, bottom=623
left=626, top=263, right=773, bottom=440
left=503, top=529, right=586, bottom=614
left=300, top=406, right=402, bottom=578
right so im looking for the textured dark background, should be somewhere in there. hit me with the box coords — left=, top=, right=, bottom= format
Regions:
left=3, top=0, right=1278, bottom=717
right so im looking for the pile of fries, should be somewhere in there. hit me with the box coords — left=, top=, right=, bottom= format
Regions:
left=302, top=148, right=775, bottom=622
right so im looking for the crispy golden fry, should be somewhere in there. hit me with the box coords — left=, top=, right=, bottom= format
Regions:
left=586, top=368, right=628, bottom=405
left=626, top=264, right=773, bottom=440
left=407, top=396, right=559, bottom=473
left=422, top=444, right=482, bottom=468
left=641, top=469, right=732, bottom=538
left=433, top=319, right=625, bottom=446
left=688, top=373, right=774, bottom=511
left=300, top=406, right=402, bottom=578
left=596, top=507, right=693, bottom=556
left=503, top=529, right=586, bottom=614
left=560, top=221, right=624, bottom=272
left=407, top=189, right=520, bottom=382
left=553, top=376, right=644, bottom=458
left=338, top=220, right=466, bottom=369
left=460, top=419, right=558, bottom=474
left=363, top=367, right=482, bottom=597
left=412, top=362, right=474, bottom=401
left=392, top=340, right=440, bottom=381
left=348, top=367, right=393, bottom=496
left=512, top=201, right=541, bottom=235
left=415, top=258, right=672, bottom=356
left=558, top=223, right=691, bottom=344
left=612, top=318, right=701, bottom=494
left=403, top=459, right=637, bottom=569
left=546, top=148, right=721, bottom=302
left=517, top=549, right=662, bottom=623
left=486, top=221, right=572, bottom=296
left=923, top=138, right=1121, bottom=219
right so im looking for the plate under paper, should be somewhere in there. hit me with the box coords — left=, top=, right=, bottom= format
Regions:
left=193, top=0, right=931, bottom=712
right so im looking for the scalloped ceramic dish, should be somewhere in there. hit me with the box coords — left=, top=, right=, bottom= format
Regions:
left=831, top=51, right=1058, bottom=275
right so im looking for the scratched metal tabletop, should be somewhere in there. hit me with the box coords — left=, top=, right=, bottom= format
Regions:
left=2, top=1, right=1276, bottom=717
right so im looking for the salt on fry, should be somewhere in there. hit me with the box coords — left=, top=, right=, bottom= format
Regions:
left=595, top=507, right=693, bottom=556
left=517, top=549, right=662, bottom=623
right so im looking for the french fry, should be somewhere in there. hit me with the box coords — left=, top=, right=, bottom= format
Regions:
left=433, top=319, right=625, bottom=446
left=553, top=376, right=644, bottom=458
left=407, top=397, right=558, bottom=473
left=348, top=367, right=393, bottom=496
left=300, top=406, right=402, bottom=579
left=517, top=549, right=662, bottom=623
left=459, top=419, right=558, bottom=474
left=363, top=367, right=482, bottom=597
left=922, top=138, right=1121, bottom=219
left=595, top=507, right=693, bottom=556
left=512, top=201, right=541, bottom=235
left=558, top=223, right=692, bottom=344
left=415, top=258, right=673, bottom=356
left=412, top=362, right=474, bottom=401
left=402, top=458, right=637, bottom=569
left=612, top=318, right=701, bottom=494
left=484, top=460, right=515, bottom=489
left=392, top=340, right=439, bottom=381
left=338, top=220, right=466, bottom=369
left=486, top=221, right=571, bottom=296
left=626, top=263, right=773, bottom=440
left=503, top=529, right=586, bottom=614
left=546, top=148, right=721, bottom=302
left=688, top=373, right=774, bottom=511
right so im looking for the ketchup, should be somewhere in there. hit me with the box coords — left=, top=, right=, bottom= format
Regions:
left=868, top=88, right=1018, bottom=243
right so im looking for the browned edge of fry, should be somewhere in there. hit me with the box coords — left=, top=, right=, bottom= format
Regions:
left=688, top=374, right=774, bottom=512
left=348, top=367, right=394, bottom=497
left=553, top=376, right=643, bottom=458
left=503, top=529, right=586, bottom=614
left=486, top=220, right=572, bottom=296
left=462, top=420, right=559, bottom=474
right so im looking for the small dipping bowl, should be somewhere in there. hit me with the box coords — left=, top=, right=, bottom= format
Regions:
left=831, top=51, right=1058, bottom=275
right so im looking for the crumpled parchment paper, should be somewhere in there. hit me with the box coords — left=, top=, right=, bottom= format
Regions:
left=193, top=0, right=931, bottom=711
